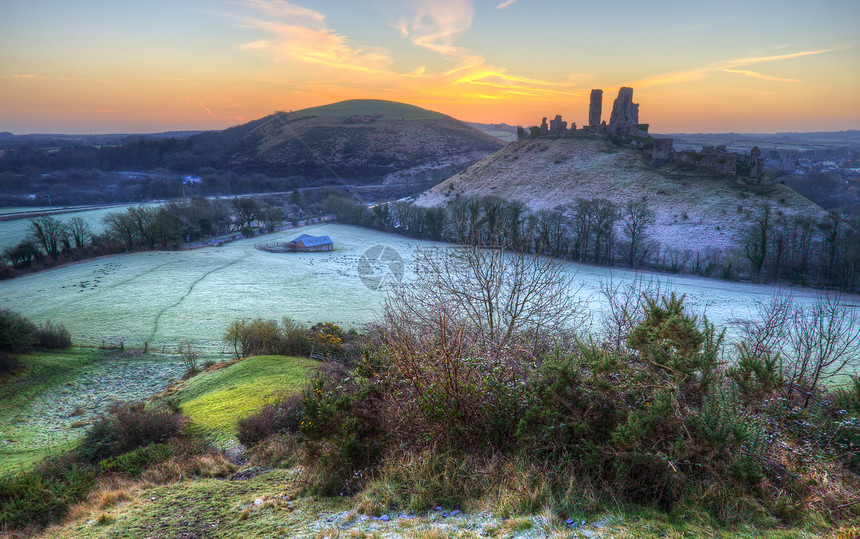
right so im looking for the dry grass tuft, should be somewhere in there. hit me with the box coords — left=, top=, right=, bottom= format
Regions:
left=249, top=434, right=301, bottom=468
left=65, top=476, right=138, bottom=523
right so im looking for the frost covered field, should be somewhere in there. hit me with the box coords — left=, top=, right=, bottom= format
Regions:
left=0, top=223, right=857, bottom=354
left=0, top=224, right=425, bottom=350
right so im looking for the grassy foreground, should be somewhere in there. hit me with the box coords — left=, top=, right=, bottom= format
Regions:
left=36, top=468, right=849, bottom=539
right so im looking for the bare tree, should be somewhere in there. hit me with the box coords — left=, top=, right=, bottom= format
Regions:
left=731, top=290, right=793, bottom=361
left=736, top=291, right=860, bottom=406
left=103, top=211, right=137, bottom=250
left=232, top=197, right=260, bottom=230
left=592, top=199, right=620, bottom=265
left=29, top=215, right=68, bottom=259
left=66, top=217, right=91, bottom=250
left=622, top=200, right=655, bottom=268
left=260, top=204, right=283, bottom=232
left=177, top=340, right=199, bottom=373
left=597, top=275, right=664, bottom=352
left=743, top=204, right=772, bottom=283
left=386, top=235, right=584, bottom=361
left=786, top=293, right=860, bottom=406
left=128, top=205, right=159, bottom=250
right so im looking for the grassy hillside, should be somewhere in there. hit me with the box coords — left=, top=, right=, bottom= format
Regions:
left=206, top=99, right=505, bottom=181
left=0, top=348, right=185, bottom=473
left=290, top=99, right=447, bottom=120
left=171, top=355, right=320, bottom=442
left=415, top=135, right=827, bottom=254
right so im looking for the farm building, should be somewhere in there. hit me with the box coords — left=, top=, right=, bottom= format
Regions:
left=285, top=234, right=333, bottom=252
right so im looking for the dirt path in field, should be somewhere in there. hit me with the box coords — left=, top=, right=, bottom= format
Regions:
left=149, top=256, right=245, bottom=342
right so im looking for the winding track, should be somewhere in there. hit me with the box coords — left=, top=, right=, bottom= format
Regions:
left=149, top=256, right=245, bottom=341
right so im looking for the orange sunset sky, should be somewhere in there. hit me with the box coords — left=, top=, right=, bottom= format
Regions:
left=2, top=0, right=859, bottom=134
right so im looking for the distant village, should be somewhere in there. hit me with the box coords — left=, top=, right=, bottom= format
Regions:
left=521, top=87, right=860, bottom=184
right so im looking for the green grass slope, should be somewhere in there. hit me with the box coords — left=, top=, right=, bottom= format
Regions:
left=0, top=348, right=186, bottom=473
left=174, top=355, right=320, bottom=441
left=0, top=349, right=99, bottom=472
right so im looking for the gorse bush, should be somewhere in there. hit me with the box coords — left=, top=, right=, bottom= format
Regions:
left=0, top=461, right=96, bottom=531
left=99, top=443, right=173, bottom=476
left=239, top=288, right=860, bottom=524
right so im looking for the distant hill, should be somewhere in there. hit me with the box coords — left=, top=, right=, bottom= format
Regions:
left=192, top=99, right=505, bottom=184
left=0, top=131, right=206, bottom=150
left=415, top=135, right=827, bottom=254
left=467, top=122, right=520, bottom=143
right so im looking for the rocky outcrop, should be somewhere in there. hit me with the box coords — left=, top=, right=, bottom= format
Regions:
left=608, top=87, right=639, bottom=136
left=589, top=89, right=603, bottom=129
left=540, top=117, right=549, bottom=135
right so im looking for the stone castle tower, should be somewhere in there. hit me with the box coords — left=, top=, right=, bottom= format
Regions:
left=588, top=89, right=603, bottom=128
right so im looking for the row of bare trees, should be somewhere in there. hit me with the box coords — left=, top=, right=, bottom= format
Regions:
left=742, top=204, right=860, bottom=290
left=1, top=196, right=292, bottom=278
left=326, top=192, right=858, bottom=291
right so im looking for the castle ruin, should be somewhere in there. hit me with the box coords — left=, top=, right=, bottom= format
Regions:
left=516, top=86, right=767, bottom=182
left=588, top=89, right=602, bottom=129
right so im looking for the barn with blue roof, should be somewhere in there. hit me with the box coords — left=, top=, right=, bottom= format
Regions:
left=286, top=234, right=333, bottom=252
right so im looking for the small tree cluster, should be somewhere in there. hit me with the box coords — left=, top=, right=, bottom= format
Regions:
left=0, top=310, right=72, bottom=373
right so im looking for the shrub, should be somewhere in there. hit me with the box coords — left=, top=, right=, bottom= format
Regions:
left=728, top=344, right=784, bottom=402
left=0, top=309, right=36, bottom=354
left=281, top=317, right=313, bottom=356
left=0, top=460, right=96, bottom=530
left=832, top=376, right=860, bottom=415
left=35, top=320, right=72, bottom=349
left=0, top=351, right=19, bottom=374
left=177, top=340, right=199, bottom=373
left=100, top=443, right=173, bottom=476
left=79, top=402, right=187, bottom=463
left=236, top=393, right=303, bottom=447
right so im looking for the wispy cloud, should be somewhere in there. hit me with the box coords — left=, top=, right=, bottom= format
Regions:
left=634, top=45, right=852, bottom=88
left=239, top=0, right=393, bottom=73
left=720, top=68, right=799, bottom=83
left=199, top=102, right=215, bottom=116
left=1, top=74, right=37, bottom=79
left=399, top=0, right=474, bottom=56
left=396, top=0, right=581, bottom=97
left=237, top=0, right=581, bottom=104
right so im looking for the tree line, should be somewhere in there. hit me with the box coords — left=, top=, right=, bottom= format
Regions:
left=0, top=195, right=306, bottom=280
left=324, top=193, right=860, bottom=291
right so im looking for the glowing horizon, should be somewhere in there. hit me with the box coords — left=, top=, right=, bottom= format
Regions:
left=2, top=0, right=858, bottom=134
